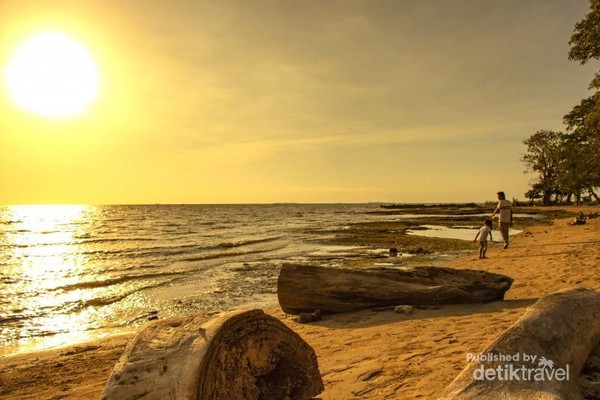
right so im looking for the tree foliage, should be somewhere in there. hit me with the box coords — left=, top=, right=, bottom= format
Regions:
left=563, top=93, right=600, bottom=134
left=569, top=0, right=600, bottom=65
left=522, top=131, right=563, bottom=205
left=523, top=0, right=600, bottom=204
left=522, top=130, right=600, bottom=204
left=566, top=1, right=600, bottom=197
left=569, top=0, right=600, bottom=89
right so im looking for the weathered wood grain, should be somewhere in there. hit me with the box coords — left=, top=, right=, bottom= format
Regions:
left=277, top=264, right=513, bottom=315
left=440, top=288, right=600, bottom=400
left=102, top=309, right=323, bottom=400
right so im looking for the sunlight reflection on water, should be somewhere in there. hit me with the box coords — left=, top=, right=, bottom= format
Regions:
left=0, top=205, right=109, bottom=352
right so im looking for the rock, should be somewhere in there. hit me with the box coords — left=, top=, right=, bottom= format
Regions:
left=297, top=309, right=322, bottom=323
left=394, top=305, right=414, bottom=314
left=408, top=247, right=431, bottom=255
left=569, top=215, right=587, bottom=225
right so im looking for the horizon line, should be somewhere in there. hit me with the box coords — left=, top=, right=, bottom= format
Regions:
left=2, top=200, right=500, bottom=207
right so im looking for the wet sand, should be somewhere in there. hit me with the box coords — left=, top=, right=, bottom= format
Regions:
left=1, top=205, right=599, bottom=399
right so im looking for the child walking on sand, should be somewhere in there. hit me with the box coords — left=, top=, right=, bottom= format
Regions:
left=474, top=219, right=494, bottom=259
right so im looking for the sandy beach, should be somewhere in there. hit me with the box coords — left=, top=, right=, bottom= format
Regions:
left=2, top=205, right=600, bottom=400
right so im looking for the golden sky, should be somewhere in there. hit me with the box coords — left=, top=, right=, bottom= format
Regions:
left=0, top=0, right=596, bottom=205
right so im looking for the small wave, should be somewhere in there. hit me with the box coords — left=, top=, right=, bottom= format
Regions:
left=5, top=229, right=61, bottom=235
left=179, top=246, right=285, bottom=262
left=0, top=220, right=22, bottom=225
left=0, top=243, right=50, bottom=249
left=84, top=293, right=132, bottom=307
left=158, top=222, right=185, bottom=227
left=0, top=280, right=174, bottom=330
left=77, top=237, right=158, bottom=244
left=157, top=230, right=198, bottom=236
left=71, top=279, right=176, bottom=311
left=102, top=217, right=130, bottom=223
left=216, top=236, right=283, bottom=249
left=80, top=239, right=282, bottom=260
left=0, top=312, right=37, bottom=324
left=51, top=271, right=179, bottom=291
left=80, top=243, right=204, bottom=257
left=107, top=263, right=165, bottom=273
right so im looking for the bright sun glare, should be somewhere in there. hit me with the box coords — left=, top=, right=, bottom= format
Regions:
left=4, top=32, right=100, bottom=119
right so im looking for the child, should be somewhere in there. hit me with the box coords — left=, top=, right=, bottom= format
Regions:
left=473, top=219, right=494, bottom=259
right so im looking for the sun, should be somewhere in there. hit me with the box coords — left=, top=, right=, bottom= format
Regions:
left=4, top=32, right=100, bottom=119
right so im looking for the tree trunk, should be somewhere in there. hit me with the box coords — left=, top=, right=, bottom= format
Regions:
left=589, top=187, right=600, bottom=203
left=102, top=309, right=324, bottom=400
left=543, top=190, right=552, bottom=205
left=439, top=288, right=600, bottom=400
left=553, top=192, right=561, bottom=204
left=277, top=264, right=513, bottom=315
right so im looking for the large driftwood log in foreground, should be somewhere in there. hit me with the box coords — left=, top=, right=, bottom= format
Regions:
left=440, top=288, right=600, bottom=400
left=102, top=309, right=323, bottom=400
left=277, top=264, right=513, bottom=315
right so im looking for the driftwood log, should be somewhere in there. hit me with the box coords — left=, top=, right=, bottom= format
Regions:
left=102, top=309, right=323, bottom=400
left=440, top=288, right=600, bottom=400
left=277, top=264, right=513, bottom=315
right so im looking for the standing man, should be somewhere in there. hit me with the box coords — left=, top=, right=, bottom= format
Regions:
left=492, top=191, right=513, bottom=249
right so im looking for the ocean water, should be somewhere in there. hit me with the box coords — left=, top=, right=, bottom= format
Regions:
left=0, top=203, right=386, bottom=355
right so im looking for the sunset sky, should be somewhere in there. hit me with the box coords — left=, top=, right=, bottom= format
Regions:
left=0, top=0, right=596, bottom=205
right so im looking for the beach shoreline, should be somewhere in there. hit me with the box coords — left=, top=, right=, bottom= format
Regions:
left=1, top=204, right=599, bottom=399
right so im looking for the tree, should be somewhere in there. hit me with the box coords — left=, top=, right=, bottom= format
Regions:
left=524, top=182, right=544, bottom=205
left=563, top=93, right=600, bottom=134
left=523, top=1, right=600, bottom=205
left=569, top=0, right=600, bottom=87
left=562, top=95, right=600, bottom=201
left=522, top=130, right=564, bottom=205
left=562, top=0, right=600, bottom=201
left=556, top=136, right=588, bottom=203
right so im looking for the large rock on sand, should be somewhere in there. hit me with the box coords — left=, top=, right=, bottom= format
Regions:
left=277, top=264, right=513, bottom=315
left=102, top=309, right=323, bottom=400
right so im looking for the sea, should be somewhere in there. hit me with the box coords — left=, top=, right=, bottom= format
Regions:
left=0, top=203, right=406, bottom=355
left=0, top=203, right=524, bottom=356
